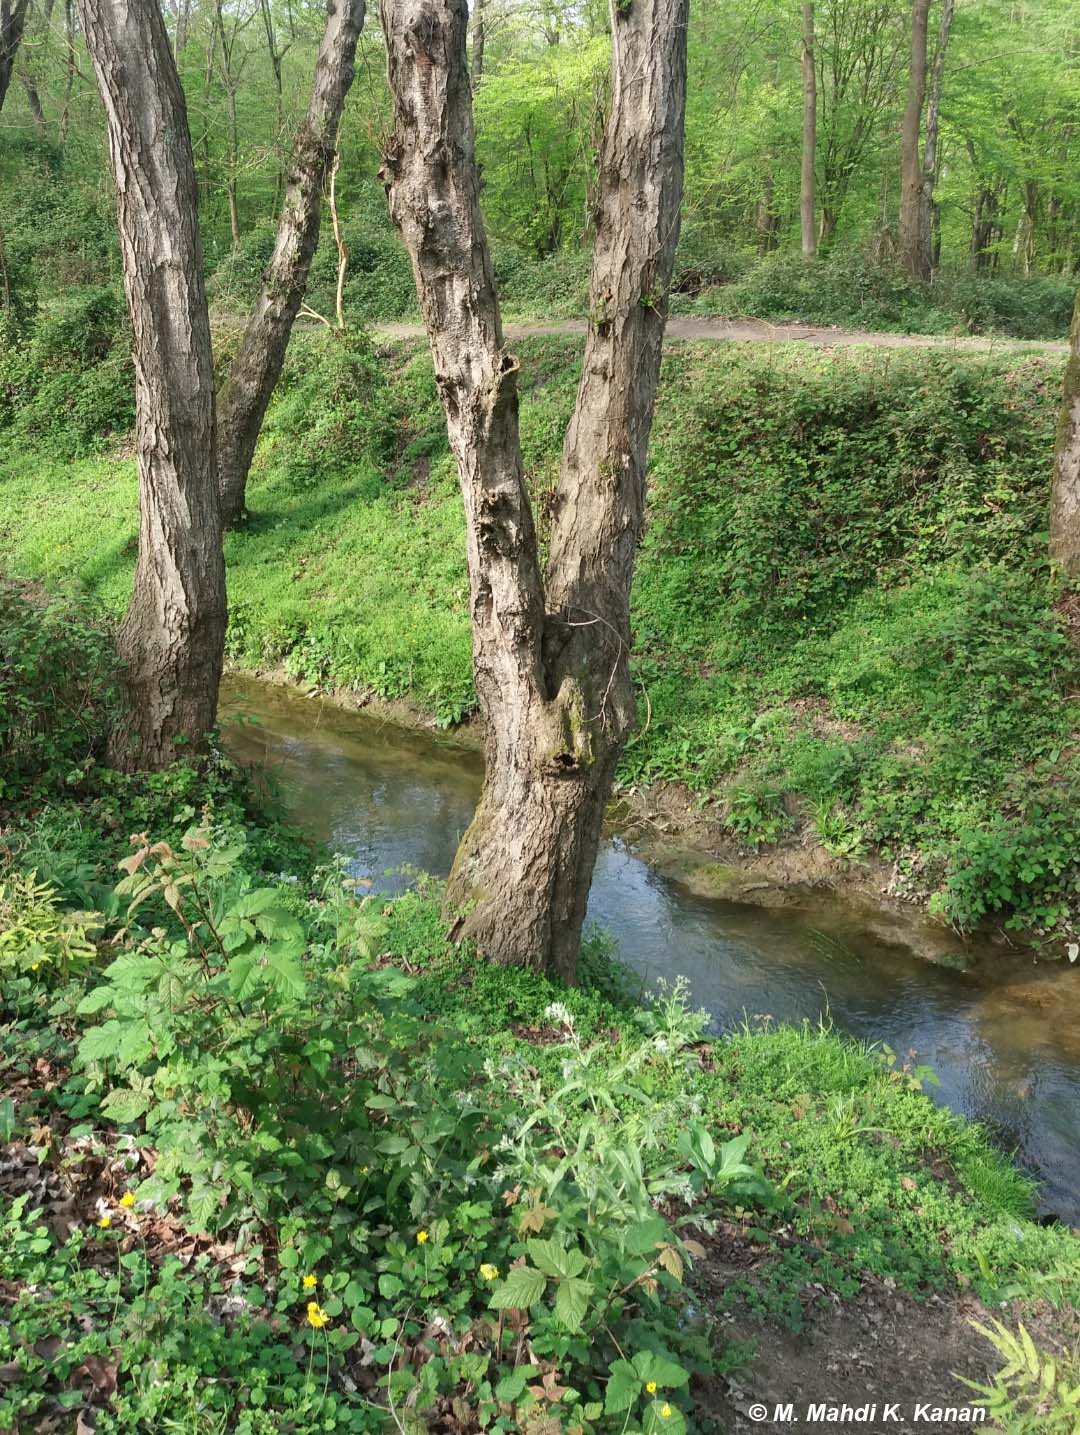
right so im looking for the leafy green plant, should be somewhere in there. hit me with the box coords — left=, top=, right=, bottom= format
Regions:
left=963, top=1320, right=1080, bottom=1434
left=0, top=868, right=102, bottom=979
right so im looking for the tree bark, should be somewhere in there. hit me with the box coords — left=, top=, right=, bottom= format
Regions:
left=916, top=0, right=953, bottom=278
left=800, top=2, right=816, bottom=258
left=217, top=0, right=366, bottom=527
left=0, top=0, right=30, bottom=113
left=1050, top=290, right=1080, bottom=575
left=381, top=0, right=688, bottom=981
left=898, top=0, right=930, bottom=281
left=78, top=0, right=226, bottom=771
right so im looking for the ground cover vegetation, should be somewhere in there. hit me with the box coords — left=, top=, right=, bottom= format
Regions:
left=4, top=317, right=1080, bottom=943
left=2, top=585, right=1079, bottom=1433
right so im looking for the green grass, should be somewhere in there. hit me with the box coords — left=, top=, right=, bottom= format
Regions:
left=2, top=330, right=1079, bottom=935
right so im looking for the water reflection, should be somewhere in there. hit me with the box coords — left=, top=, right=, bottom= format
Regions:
left=220, top=674, right=1080, bottom=1221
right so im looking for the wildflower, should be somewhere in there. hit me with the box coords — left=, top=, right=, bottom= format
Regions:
left=646, top=1382, right=657, bottom=1394
left=302, top=1273, right=318, bottom=1290
left=119, top=1192, right=136, bottom=1209
left=660, top=1406, right=672, bottom=1419
left=98, top=1215, right=111, bottom=1228
left=357, top=1165, right=370, bottom=1176
left=306, top=1302, right=329, bottom=1329
left=416, top=1229, right=429, bottom=1244
left=479, top=1263, right=499, bottom=1281
left=30, top=963, right=40, bottom=971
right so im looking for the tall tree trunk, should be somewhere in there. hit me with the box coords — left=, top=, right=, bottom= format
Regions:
left=800, top=2, right=816, bottom=258
left=898, top=0, right=930, bottom=281
left=381, top=0, right=688, bottom=981
left=217, top=0, right=366, bottom=527
left=0, top=0, right=30, bottom=112
left=78, top=0, right=226, bottom=770
left=20, top=69, right=46, bottom=133
left=917, top=0, right=953, bottom=278
left=57, top=0, right=74, bottom=142
left=470, top=0, right=484, bottom=87
left=1050, top=290, right=1080, bottom=575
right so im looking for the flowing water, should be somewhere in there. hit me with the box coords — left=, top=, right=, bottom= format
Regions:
left=220, top=673, right=1080, bottom=1223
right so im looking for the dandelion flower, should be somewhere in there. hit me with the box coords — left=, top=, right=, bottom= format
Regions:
left=660, top=1405, right=672, bottom=1419
left=646, top=1382, right=657, bottom=1394
left=302, top=1273, right=318, bottom=1290
left=479, top=1263, right=499, bottom=1281
left=119, top=1192, right=136, bottom=1209
left=30, top=963, right=40, bottom=972
left=306, top=1302, right=329, bottom=1329
left=98, top=1215, right=111, bottom=1228
left=416, top=1229, right=429, bottom=1244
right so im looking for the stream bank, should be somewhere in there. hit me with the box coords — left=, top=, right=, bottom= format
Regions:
left=219, top=671, right=1080, bottom=1224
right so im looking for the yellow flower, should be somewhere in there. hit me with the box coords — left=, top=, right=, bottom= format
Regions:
left=98, top=1215, right=111, bottom=1228
left=119, top=1192, right=136, bottom=1209
left=479, top=1263, right=499, bottom=1281
left=646, top=1382, right=657, bottom=1394
left=357, top=1165, right=370, bottom=1175
left=660, top=1406, right=672, bottom=1419
left=30, top=963, right=40, bottom=971
left=416, top=1229, right=429, bottom=1244
left=302, top=1273, right=318, bottom=1290
left=306, top=1302, right=329, bottom=1329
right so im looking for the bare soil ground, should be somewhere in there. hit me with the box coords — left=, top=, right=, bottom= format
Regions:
left=693, top=1217, right=1079, bottom=1435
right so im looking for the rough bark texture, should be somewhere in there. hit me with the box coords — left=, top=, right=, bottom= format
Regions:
left=79, top=0, right=226, bottom=771
left=217, top=0, right=366, bottom=526
left=1050, top=290, right=1080, bottom=575
left=0, top=0, right=30, bottom=112
left=800, top=2, right=816, bottom=257
left=898, top=0, right=930, bottom=281
left=381, top=0, right=688, bottom=981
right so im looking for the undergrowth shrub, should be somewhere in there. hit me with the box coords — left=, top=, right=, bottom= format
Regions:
left=0, top=581, right=119, bottom=800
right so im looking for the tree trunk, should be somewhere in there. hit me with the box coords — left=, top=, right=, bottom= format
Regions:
left=217, top=0, right=366, bottom=526
left=0, top=0, right=30, bottom=113
left=898, top=0, right=930, bottom=281
left=470, top=0, right=484, bottom=88
left=78, top=0, right=226, bottom=771
left=800, top=2, right=816, bottom=258
left=381, top=0, right=688, bottom=981
left=917, top=0, right=953, bottom=278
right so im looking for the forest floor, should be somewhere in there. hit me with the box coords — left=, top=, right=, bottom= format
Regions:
left=374, top=315, right=1069, bottom=353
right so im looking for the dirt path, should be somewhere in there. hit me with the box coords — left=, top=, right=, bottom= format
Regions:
left=375, top=314, right=1067, bottom=354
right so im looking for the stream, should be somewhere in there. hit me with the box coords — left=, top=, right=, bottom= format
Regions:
left=220, top=673, right=1080, bottom=1223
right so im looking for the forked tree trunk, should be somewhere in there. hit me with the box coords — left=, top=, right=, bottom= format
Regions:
left=381, top=0, right=688, bottom=981
left=0, top=0, right=30, bottom=113
left=217, top=0, right=366, bottom=526
left=78, top=0, right=226, bottom=770
left=1050, top=290, right=1080, bottom=576
left=800, top=2, right=816, bottom=258
left=899, top=0, right=931, bottom=281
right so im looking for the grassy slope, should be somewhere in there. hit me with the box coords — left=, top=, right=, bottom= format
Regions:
left=2, top=332, right=1079, bottom=934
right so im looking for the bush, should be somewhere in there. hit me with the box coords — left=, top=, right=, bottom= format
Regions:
left=683, top=248, right=1074, bottom=340
left=0, top=581, right=119, bottom=800
left=0, top=286, right=134, bottom=450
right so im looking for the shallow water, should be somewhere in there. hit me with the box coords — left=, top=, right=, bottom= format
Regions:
left=220, top=673, right=1080, bottom=1222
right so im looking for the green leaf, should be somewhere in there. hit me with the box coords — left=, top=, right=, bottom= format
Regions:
left=632, top=1352, right=689, bottom=1388
left=100, top=1087, right=150, bottom=1124
left=526, top=1237, right=579, bottom=1278
left=603, top=1360, right=640, bottom=1414
left=625, top=1216, right=669, bottom=1256
left=490, top=1265, right=547, bottom=1311
left=553, top=1275, right=591, bottom=1332
left=494, top=1367, right=530, bottom=1403
left=76, top=985, right=116, bottom=1016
